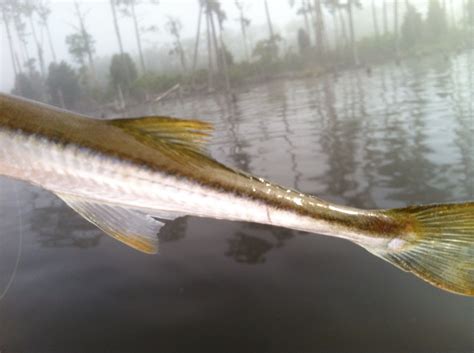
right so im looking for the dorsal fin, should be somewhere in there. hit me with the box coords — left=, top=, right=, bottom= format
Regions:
left=109, top=116, right=214, bottom=154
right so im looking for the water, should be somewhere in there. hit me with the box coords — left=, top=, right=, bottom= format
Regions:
left=0, top=52, right=472, bottom=353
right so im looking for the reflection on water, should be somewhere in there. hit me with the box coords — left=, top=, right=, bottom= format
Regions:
left=29, top=192, right=103, bottom=249
left=0, top=52, right=472, bottom=353
left=226, top=224, right=293, bottom=264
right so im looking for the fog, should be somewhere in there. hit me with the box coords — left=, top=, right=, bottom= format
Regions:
left=1, top=0, right=303, bottom=91
left=0, top=0, right=471, bottom=110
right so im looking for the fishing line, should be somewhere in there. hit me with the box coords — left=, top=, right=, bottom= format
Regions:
left=0, top=183, right=23, bottom=301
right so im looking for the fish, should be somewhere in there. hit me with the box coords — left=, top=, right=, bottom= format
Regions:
left=0, top=93, right=472, bottom=296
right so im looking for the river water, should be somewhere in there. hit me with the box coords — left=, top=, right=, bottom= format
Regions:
left=0, top=52, right=472, bottom=353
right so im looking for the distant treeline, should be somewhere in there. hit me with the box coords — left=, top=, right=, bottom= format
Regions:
left=1, top=0, right=473, bottom=112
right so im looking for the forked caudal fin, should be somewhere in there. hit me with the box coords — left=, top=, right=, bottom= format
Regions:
left=367, top=202, right=473, bottom=296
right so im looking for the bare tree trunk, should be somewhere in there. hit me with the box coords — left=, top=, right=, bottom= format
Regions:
left=311, top=1, right=318, bottom=51
left=338, top=7, right=348, bottom=50
left=393, top=0, right=400, bottom=61
left=383, top=0, right=388, bottom=35
left=239, top=20, right=249, bottom=61
left=27, top=12, right=47, bottom=101
left=13, top=15, right=32, bottom=69
left=191, top=3, right=203, bottom=86
left=241, top=20, right=250, bottom=62
left=110, top=0, right=124, bottom=55
left=2, top=9, right=19, bottom=77
left=331, top=12, right=339, bottom=51
left=74, top=2, right=96, bottom=80
left=313, top=0, right=325, bottom=55
left=218, top=21, right=231, bottom=93
left=464, top=0, right=469, bottom=26
left=130, top=0, right=146, bottom=73
left=28, top=14, right=45, bottom=78
left=450, top=0, right=456, bottom=28
left=117, top=84, right=125, bottom=111
left=57, top=88, right=66, bottom=109
left=303, top=5, right=312, bottom=46
left=209, top=11, right=220, bottom=72
left=178, top=40, right=187, bottom=73
left=206, top=10, right=214, bottom=91
left=15, top=52, right=22, bottom=74
left=347, top=1, right=359, bottom=65
left=264, top=0, right=274, bottom=39
left=371, top=0, right=380, bottom=38
left=44, top=21, right=57, bottom=62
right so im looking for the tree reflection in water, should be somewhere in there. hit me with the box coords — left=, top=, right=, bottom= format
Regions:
left=450, top=53, right=473, bottom=199
left=29, top=192, right=103, bottom=249
left=158, top=217, right=187, bottom=243
left=226, top=224, right=293, bottom=264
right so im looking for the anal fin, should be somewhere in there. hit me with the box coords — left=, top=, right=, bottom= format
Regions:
left=56, top=194, right=171, bottom=254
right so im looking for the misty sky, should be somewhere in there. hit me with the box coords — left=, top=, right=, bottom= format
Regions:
left=0, top=0, right=455, bottom=93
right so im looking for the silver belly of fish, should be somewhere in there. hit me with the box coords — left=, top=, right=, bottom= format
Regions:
left=0, top=128, right=331, bottom=238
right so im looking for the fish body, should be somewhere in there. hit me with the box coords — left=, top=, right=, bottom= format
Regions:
left=0, top=93, right=472, bottom=296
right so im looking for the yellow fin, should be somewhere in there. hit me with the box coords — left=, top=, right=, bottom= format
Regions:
left=56, top=194, right=164, bottom=254
left=110, top=115, right=214, bottom=154
left=372, top=202, right=474, bottom=296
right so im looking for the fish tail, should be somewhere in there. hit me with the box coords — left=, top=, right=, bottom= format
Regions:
left=367, top=202, right=473, bottom=296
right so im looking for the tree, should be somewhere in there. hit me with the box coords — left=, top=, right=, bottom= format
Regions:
left=297, top=28, right=311, bottom=55
left=191, top=1, right=204, bottom=87
left=166, top=17, right=187, bottom=72
left=371, top=0, right=380, bottom=38
left=264, top=0, right=275, bottom=39
left=199, top=0, right=230, bottom=91
left=110, top=0, right=125, bottom=55
left=346, top=0, right=362, bottom=65
left=323, top=0, right=347, bottom=51
left=383, top=0, right=388, bottom=35
left=2, top=0, right=45, bottom=79
left=324, top=1, right=338, bottom=50
left=290, top=0, right=313, bottom=46
left=466, top=0, right=474, bottom=26
left=68, top=2, right=96, bottom=82
left=23, top=0, right=46, bottom=78
left=313, top=0, right=326, bottom=55
left=203, top=0, right=215, bottom=90
left=252, top=35, right=281, bottom=64
left=66, top=32, right=95, bottom=67
left=37, top=1, right=57, bottom=63
left=214, top=1, right=231, bottom=92
left=393, top=0, right=400, bottom=60
left=116, top=0, right=158, bottom=73
left=11, top=64, right=44, bottom=101
left=401, top=2, right=423, bottom=48
left=1, top=0, right=20, bottom=77
left=218, top=44, right=234, bottom=66
left=12, top=1, right=32, bottom=69
left=110, top=53, right=138, bottom=96
left=118, top=0, right=145, bottom=72
left=425, top=0, right=447, bottom=39
left=46, top=61, right=81, bottom=109
left=235, top=0, right=251, bottom=61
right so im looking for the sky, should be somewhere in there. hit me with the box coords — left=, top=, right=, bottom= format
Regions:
left=0, top=0, right=461, bottom=92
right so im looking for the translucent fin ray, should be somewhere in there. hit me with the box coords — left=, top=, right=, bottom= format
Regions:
left=372, top=203, right=474, bottom=296
left=109, top=116, right=214, bottom=154
left=56, top=194, right=164, bottom=254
